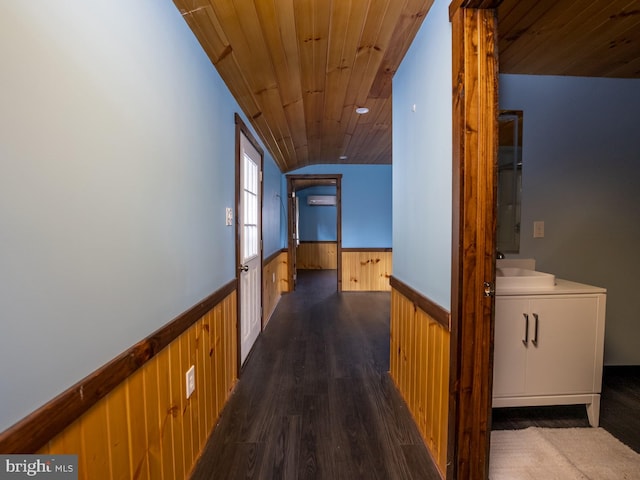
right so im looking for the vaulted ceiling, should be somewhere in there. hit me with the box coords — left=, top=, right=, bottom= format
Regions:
left=173, top=0, right=434, bottom=172
left=173, top=0, right=640, bottom=173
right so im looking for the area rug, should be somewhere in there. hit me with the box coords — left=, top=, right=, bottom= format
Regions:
left=490, top=427, right=640, bottom=479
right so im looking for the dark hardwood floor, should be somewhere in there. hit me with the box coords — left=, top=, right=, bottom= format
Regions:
left=491, top=366, right=640, bottom=454
left=600, top=366, right=640, bottom=453
left=190, top=270, right=441, bottom=480
left=191, top=269, right=640, bottom=478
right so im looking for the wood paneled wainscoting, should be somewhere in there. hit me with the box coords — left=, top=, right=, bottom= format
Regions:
left=389, top=276, right=451, bottom=476
left=263, top=249, right=289, bottom=328
left=342, top=249, right=392, bottom=291
left=296, top=241, right=337, bottom=270
left=0, top=283, right=238, bottom=480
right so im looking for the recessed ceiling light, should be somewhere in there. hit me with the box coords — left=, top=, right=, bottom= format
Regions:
left=339, top=155, right=348, bottom=160
left=355, top=107, right=369, bottom=115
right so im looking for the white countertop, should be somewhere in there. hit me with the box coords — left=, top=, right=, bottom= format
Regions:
left=496, top=278, right=606, bottom=296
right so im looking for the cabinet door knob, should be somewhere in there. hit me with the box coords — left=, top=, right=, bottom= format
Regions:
left=522, top=313, right=529, bottom=346
left=532, top=313, right=539, bottom=347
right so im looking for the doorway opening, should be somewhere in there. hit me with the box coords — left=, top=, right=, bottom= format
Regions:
left=286, top=174, right=342, bottom=292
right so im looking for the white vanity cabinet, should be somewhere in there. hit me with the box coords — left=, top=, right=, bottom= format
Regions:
left=492, top=280, right=606, bottom=427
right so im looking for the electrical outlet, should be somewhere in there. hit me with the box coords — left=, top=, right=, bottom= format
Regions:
left=186, top=365, right=195, bottom=399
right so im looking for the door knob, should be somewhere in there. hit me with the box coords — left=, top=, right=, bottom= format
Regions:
left=239, top=264, right=249, bottom=272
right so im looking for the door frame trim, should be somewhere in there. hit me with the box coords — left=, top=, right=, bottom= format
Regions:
left=448, top=3, right=500, bottom=479
left=235, top=113, right=264, bottom=373
left=286, top=174, right=342, bottom=291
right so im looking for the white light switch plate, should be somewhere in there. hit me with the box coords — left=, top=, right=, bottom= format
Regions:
left=225, top=207, right=233, bottom=226
left=186, top=365, right=195, bottom=399
left=533, top=221, right=545, bottom=238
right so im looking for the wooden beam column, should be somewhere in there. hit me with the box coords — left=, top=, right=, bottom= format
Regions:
left=448, top=3, right=499, bottom=480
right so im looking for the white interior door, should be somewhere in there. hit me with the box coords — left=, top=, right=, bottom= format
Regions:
left=239, top=132, right=261, bottom=365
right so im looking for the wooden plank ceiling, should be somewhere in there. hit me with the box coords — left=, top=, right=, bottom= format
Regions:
left=173, top=0, right=640, bottom=173
left=498, top=0, right=640, bottom=78
left=174, top=0, right=434, bottom=172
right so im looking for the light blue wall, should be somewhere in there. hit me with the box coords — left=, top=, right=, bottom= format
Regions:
left=500, top=74, right=640, bottom=365
left=0, top=0, right=281, bottom=431
left=298, top=186, right=338, bottom=241
left=288, top=164, right=392, bottom=248
left=392, top=0, right=452, bottom=310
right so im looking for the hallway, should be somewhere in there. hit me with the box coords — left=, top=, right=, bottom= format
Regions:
left=191, top=270, right=441, bottom=479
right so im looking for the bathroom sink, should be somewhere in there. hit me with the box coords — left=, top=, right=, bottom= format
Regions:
left=496, top=267, right=555, bottom=291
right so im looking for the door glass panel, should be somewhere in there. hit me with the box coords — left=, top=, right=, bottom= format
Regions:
left=243, top=153, right=259, bottom=262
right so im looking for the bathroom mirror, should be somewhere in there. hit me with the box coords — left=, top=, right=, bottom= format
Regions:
left=496, top=110, right=523, bottom=253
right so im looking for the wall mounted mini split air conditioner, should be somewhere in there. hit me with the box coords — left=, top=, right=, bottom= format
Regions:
left=307, top=195, right=336, bottom=206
